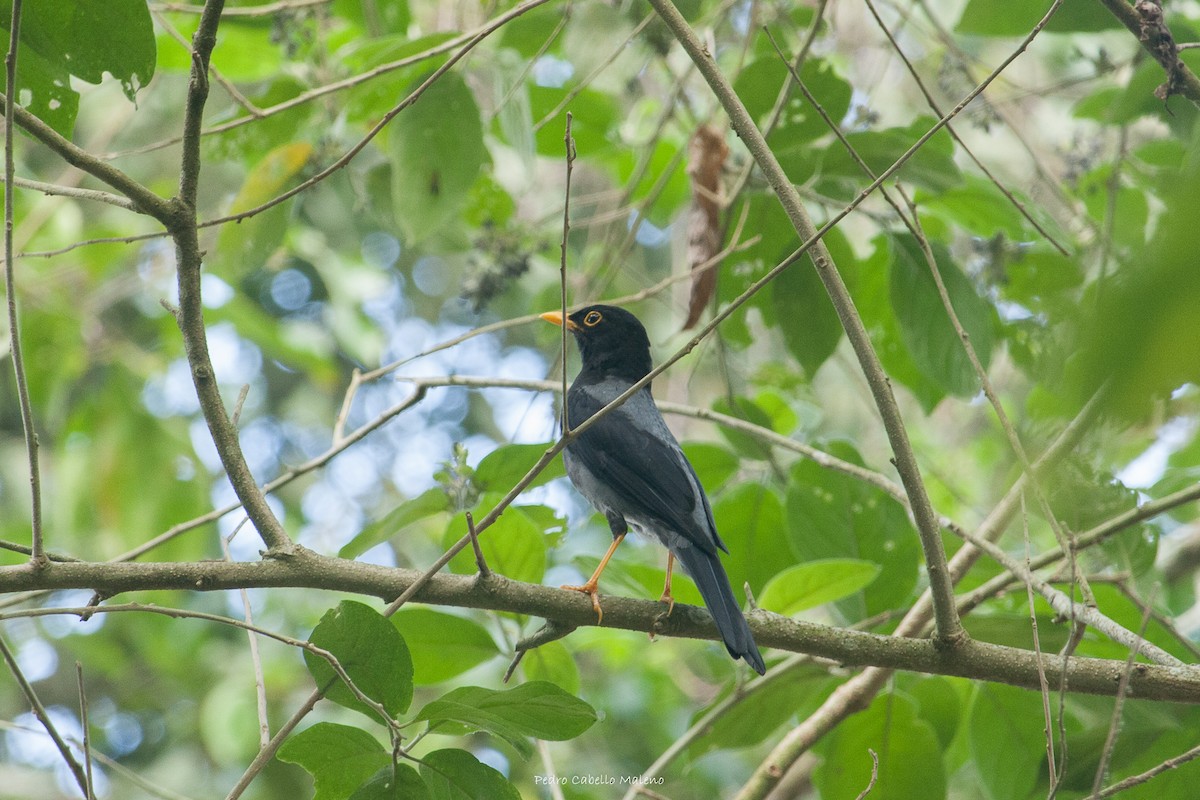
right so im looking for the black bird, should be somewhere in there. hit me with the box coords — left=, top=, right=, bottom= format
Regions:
left=542, top=304, right=766, bottom=675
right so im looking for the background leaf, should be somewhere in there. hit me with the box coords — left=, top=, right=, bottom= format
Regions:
left=305, top=600, right=415, bottom=719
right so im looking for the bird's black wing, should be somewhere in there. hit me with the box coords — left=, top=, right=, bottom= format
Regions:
left=566, top=387, right=723, bottom=556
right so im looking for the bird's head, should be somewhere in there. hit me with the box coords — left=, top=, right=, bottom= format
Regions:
left=541, top=304, right=653, bottom=382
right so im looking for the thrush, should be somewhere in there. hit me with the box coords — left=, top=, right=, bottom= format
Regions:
left=543, top=304, right=766, bottom=675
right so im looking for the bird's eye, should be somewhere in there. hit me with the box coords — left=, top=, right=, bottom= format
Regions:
left=583, top=310, right=603, bottom=327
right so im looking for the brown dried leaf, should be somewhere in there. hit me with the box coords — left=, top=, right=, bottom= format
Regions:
left=683, top=125, right=729, bottom=329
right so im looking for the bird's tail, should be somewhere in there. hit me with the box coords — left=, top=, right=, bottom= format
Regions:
left=672, top=545, right=766, bottom=675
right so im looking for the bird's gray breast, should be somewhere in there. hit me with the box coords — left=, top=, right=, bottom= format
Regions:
left=563, top=379, right=715, bottom=552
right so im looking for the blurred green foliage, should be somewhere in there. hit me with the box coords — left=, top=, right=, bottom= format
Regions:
left=0, top=0, right=1198, bottom=799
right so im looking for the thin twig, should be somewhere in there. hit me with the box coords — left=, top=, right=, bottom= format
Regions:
left=648, top=0, right=970, bottom=648
left=952, top=526, right=1180, bottom=666
left=76, top=662, right=96, bottom=800
left=1090, top=586, right=1158, bottom=798
left=1095, top=740, right=1200, bottom=797
left=860, top=0, right=1069, bottom=255
left=1023, top=495, right=1058, bottom=790
left=0, top=635, right=90, bottom=793
left=221, top=529, right=271, bottom=748
left=465, top=511, right=490, bottom=578
left=559, top=112, right=575, bottom=435
left=855, top=749, right=880, bottom=800
left=0, top=174, right=135, bottom=209
left=3, top=0, right=43, bottom=566
left=898, top=185, right=1095, bottom=612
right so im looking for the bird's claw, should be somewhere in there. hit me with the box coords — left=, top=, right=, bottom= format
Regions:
left=657, top=589, right=675, bottom=616
left=561, top=581, right=604, bottom=624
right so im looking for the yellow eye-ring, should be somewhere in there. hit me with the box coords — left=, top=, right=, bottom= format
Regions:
left=583, top=310, right=603, bottom=327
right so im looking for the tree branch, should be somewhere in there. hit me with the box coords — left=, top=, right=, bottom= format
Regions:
left=0, top=555, right=1197, bottom=702
left=3, top=0, right=43, bottom=566
left=1095, top=0, right=1200, bottom=106
left=167, top=0, right=293, bottom=553
left=646, top=0, right=967, bottom=646
left=0, top=97, right=171, bottom=223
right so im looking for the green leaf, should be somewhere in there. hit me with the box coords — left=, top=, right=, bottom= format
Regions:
left=957, top=0, right=1121, bottom=36
left=601, top=139, right=690, bottom=227
left=917, top=174, right=1035, bottom=241
left=277, top=723, right=390, bottom=800
left=889, top=233, right=996, bottom=398
left=215, top=142, right=314, bottom=278
left=1067, top=157, right=1200, bottom=418
left=815, top=693, right=946, bottom=800
left=712, top=483, right=793, bottom=596
left=0, top=0, right=155, bottom=135
left=158, top=16, right=283, bottom=82
left=842, top=236, right=946, bottom=411
left=733, top=57, right=852, bottom=150
left=341, top=33, right=456, bottom=125
left=305, top=600, right=415, bottom=719
left=350, top=765, right=430, bottom=800
left=711, top=396, right=779, bottom=460
left=904, top=676, right=965, bottom=749
left=473, top=442, right=564, bottom=493
left=334, top=0, right=411, bottom=38
left=688, top=667, right=837, bottom=756
left=519, top=641, right=580, bottom=696
left=818, top=120, right=961, bottom=196
left=968, top=683, right=1045, bottom=800
left=680, top=442, right=739, bottom=493
left=771, top=256, right=843, bottom=377
left=392, top=609, right=499, bottom=684
left=415, top=682, right=597, bottom=759
left=759, top=559, right=882, bottom=615
left=389, top=72, right=485, bottom=243
left=445, top=501, right=548, bottom=584
left=419, top=749, right=521, bottom=800
left=341, top=488, right=449, bottom=559
left=785, top=443, right=920, bottom=617
left=530, top=85, right=617, bottom=157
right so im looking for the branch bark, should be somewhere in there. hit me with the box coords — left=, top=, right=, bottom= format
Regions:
left=1, top=555, right=1198, bottom=702
left=1096, top=0, right=1200, bottom=106
left=167, top=0, right=293, bottom=553
left=646, top=0, right=966, bottom=646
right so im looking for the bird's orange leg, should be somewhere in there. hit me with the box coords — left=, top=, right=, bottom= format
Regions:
left=658, top=552, right=676, bottom=615
left=562, top=533, right=625, bottom=624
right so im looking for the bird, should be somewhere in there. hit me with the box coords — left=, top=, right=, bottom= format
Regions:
left=542, top=304, right=766, bottom=675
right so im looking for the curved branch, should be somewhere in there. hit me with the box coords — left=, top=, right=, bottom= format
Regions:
left=647, top=0, right=966, bottom=646
left=0, top=97, right=171, bottom=223
left=1096, top=0, right=1200, bottom=106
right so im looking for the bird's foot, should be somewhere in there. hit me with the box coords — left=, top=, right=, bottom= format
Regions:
left=657, top=588, right=676, bottom=616
left=561, top=580, right=604, bottom=624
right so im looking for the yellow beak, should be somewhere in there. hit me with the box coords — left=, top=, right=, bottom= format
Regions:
left=540, top=310, right=580, bottom=331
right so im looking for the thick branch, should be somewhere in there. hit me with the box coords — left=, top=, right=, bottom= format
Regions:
left=0, top=555, right=1197, bottom=702
left=0, top=96, right=171, bottom=223
left=168, top=0, right=292, bottom=552
left=646, top=0, right=965, bottom=645
left=1096, top=0, right=1200, bottom=105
